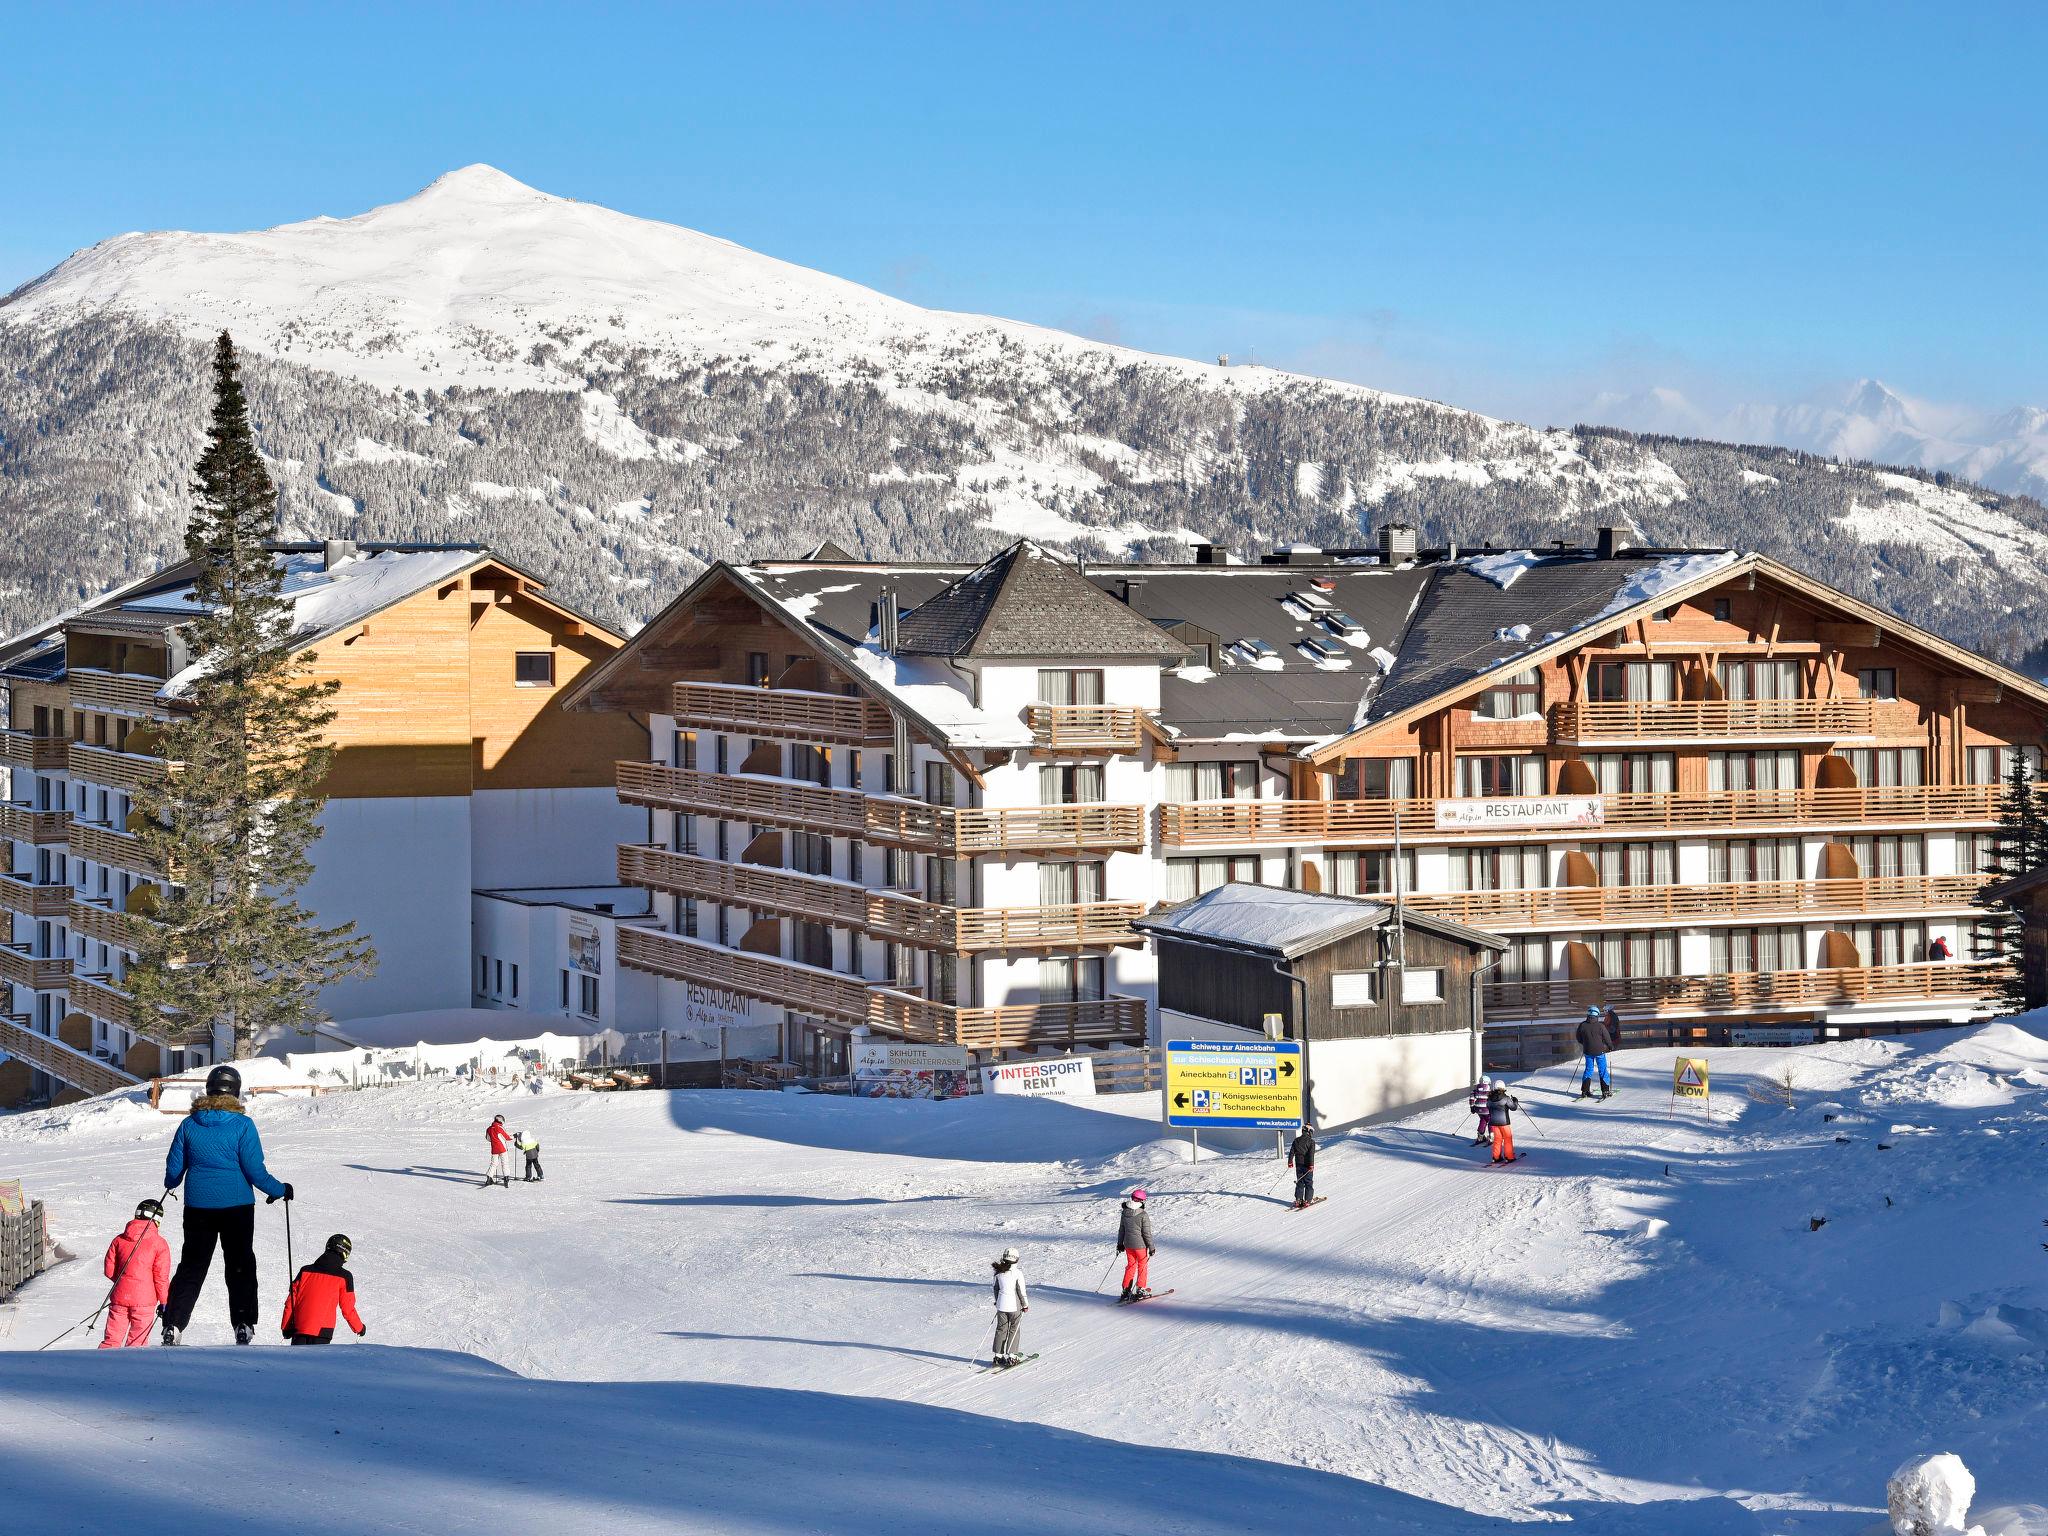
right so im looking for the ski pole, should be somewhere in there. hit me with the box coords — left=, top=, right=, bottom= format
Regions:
left=1092, top=1252, right=1119, bottom=1294
left=37, top=1187, right=178, bottom=1351
left=1516, top=1101, right=1548, bottom=1140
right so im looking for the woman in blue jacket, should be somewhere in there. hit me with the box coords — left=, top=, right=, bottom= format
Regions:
left=160, top=1064, right=293, bottom=1346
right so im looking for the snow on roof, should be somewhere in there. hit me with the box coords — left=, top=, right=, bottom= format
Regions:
left=843, top=641, right=1033, bottom=748
left=1137, top=883, right=1394, bottom=957
left=1581, top=550, right=1738, bottom=626
left=1462, top=551, right=1545, bottom=590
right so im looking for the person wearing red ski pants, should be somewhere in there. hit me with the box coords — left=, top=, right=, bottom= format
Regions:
left=1121, top=1247, right=1150, bottom=1293
left=1490, top=1123, right=1516, bottom=1162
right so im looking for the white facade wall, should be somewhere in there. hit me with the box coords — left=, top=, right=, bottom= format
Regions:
left=471, top=890, right=658, bottom=1032
left=471, top=787, right=646, bottom=888
left=303, top=796, right=473, bottom=1020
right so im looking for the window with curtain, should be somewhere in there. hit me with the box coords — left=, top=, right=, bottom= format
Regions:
left=1966, top=744, right=2043, bottom=784
left=1474, top=670, right=1541, bottom=720
left=1327, top=849, right=1415, bottom=897
left=1716, top=659, right=1802, bottom=699
left=1497, top=936, right=1549, bottom=982
left=791, top=831, right=832, bottom=878
left=1454, top=845, right=1548, bottom=891
left=923, top=857, right=958, bottom=904
left=1588, top=660, right=1679, bottom=701
left=1036, top=669, right=1105, bottom=706
left=1162, top=855, right=1259, bottom=902
left=1336, top=758, right=1415, bottom=800
left=1039, top=763, right=1106, bottom=804
left=1840, top=748, right=1924, bottom=788
left=1709, top=838, right=1802, bottom=883
left=1710, top=925, right=1805, bottom=973
left=1845, top=921, right=1926, bottom=966
left=672, top=730, right=697, bottom=770
left=1164, top=761, right=1256, bottom=800
left=1954, top=832, right=1996, bottom=875
left=1706, top=751, right=1800, bottom=791
left=1847, top=835, right=1924, bottom=879
left=931, top=950, right=960, bottom=1004
left=1038, top=861, right=1106, bottom=906
left=1039, top=955, right=1105, bottom=1002
left=1856, top=667, right=1897, bottom=700
left=1589, top=929, right=1679, bottom=977
left=923, top=761, right=956, bottom=806
left=1457, top=754, right=1545, bottom=796
left=1586, top=753, right=1676, bottom=793
left=1595, top=842, right=1678, bottom=887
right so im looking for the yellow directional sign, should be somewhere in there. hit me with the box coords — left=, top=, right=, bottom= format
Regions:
left=1673, top=1056, right=1710, bottom=1100
left=1165, top=1039, right=1304, bottom=1129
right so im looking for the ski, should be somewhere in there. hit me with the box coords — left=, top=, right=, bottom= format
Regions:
left=1290, top=1196, right=1328, bottom=1211
left=979, top=1353, right=1040, bottom=1373
left=1115, top=1288, right=1176, bottom=1305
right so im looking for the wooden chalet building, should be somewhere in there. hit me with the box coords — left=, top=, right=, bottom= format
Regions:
left=0, top=541, right=644, bottom=1105
left=567, top=525, right=2040, bottom=1072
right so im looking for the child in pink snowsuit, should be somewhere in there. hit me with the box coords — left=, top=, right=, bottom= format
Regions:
left=100, top=1198, right=172, bottom=1348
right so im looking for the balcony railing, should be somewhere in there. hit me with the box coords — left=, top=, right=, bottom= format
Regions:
left=617, top=762, right=1147, bottom=854
left=1550, top=697, right=1875, bottom=743
left=0, top=731, right=71, bottom=773
left=670, top=682, right=893, bottom=744
left=68, top=821, right=160, bottom=877
left=0, top=1013, right=140, bottom=1097
left=0, top=946, right=72, bottom=991
left=616, top=926, right=1148, bottom=1050
left=1024, top=704, right=1146, bottom=754
left=68, top=972, right=199, bottom=1045
left=1404, top=873, right=1990, bottom=932
left=1158, top=784, right=2004, bottom=849
left=1484, top=959, right=2005, bottom=1022
left=0, top=875, right=73, bottom=920
left=67, top=668, right=168, bottom=717
left=0, top=806, right=70, bottom=845
left=67, top=899, right=153, bottom=952
left=618, top=844, right=1145, bottom=950
left=68, top=743, right=170, bottom=794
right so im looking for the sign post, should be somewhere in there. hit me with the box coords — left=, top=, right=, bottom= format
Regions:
left=1671, top=1056, right=1710, bottom=1115
left=1165, top=1039, right=1306, bottom=1163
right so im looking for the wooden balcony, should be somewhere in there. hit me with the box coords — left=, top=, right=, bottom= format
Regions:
left=0, top=946, right=72, bottom=991
left=0, top=731, right=71, bottom=773
left=67, top=668, right=168, bottom=717
left=0, top=875, right=72, bottom=920
left=616, top=926, right=1148, bottom=1050
left=68, top=899, right=152, bottom=951
left=68, top=820, right=159, bottom=877
left=1550, top=697, right=1875, bottom=743
left=68, top=743, right=170, bottom=793
left=0, top=1013, right=140, bottom=1097
left=68, top=972, right=200, bottom=1045
left=617, top=762, right=1146, bottom=854
left=618, top=844, right=1145, bottom=950
left=1025, top=704, right=1146, bottom=754
left=1158, top=784, right=2003, bottom=849
left=1485, top=959, right=2005, bottom=1022
left=670, top=681, right=892, bottom=744
left=0, top=805, right=70, bottom=845
left=1405, top=873, right=1989, bottom=932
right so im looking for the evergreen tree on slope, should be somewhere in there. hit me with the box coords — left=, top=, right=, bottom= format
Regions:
left=1969, top=746, right=2046, bottom=1012
left=126, top=333, right=376, bottom=1056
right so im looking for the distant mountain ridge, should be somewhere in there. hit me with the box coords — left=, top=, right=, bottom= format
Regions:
left=1, top=165, right=2043, bottom=661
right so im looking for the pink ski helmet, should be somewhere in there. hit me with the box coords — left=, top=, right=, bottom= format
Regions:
left=1130, top=1188, right=1147, bottom=1202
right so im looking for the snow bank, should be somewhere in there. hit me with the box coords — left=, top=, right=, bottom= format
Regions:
left=1889, top=1453, right=1981, bottom=1535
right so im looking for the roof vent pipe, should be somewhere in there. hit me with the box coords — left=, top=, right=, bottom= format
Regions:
left=1596, top=526, right=1628, bottom=558
left=877, top=588, right=899, bottom=653
left=1377, top=524, right=1419, bottom=565
left=1119, top=577, right=1147, bottom=606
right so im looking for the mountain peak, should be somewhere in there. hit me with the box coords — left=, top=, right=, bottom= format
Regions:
left=414, top=164, right=550, bottom=204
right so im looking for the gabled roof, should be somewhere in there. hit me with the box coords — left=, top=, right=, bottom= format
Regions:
left=1134, top=882, right=1508, bottom=959
left=894, top=542, right=1187, bottom=660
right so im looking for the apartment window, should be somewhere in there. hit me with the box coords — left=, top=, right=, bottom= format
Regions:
left=1589, top=660, right=1677, bottom=702
left=1966, top=745, right=2042, bottom=785
left=1036, top=669, right=1105, bottom=706
left=1584, top=752, right=1676, bottom=794
left=1454, top=845, right=1547, bottom=892
left=923, top=761, right=956, bottom=807
left=1595, top=842, right=1678, bottom=887
left=1845, top=921, right=1926, bottom=966
left=672, top=730, right=697, bottom=770
left=1847, top=835, right=1924, bottom=879
left=508, top=964, right=519, bottom=1002
left=478, top=955, right=490, bottom=994
left=559, top=970, right=572, bottom=1009
left=1840, top=748, right=1924, bottom=788
left=1716, top=658, right=1802, bottom=700
left=1400, top=967, right=1445, bottom=1004
left=713, top=736, right=729, bottom=774
left=1954, top=832, right=1997, bottom=876
left=514, top=652, right=555, bottom=687
left=1713, top=598, right=1732, bottom=622
left=795, top=921, right=832, bottom=970
left=494, top=959, right=504, bottom=995
left=1164, top=761, right=1257, bottom=800
left=1710, top=838, right=1801, bottom=883
left=923, top=857, right=958, bottom=905
left=1038, top=860, right=1106, bottom=906
left=847, top=841, right=865, bottom=884
left=1326, top=849, right=1414, bottom=898
left=791, top=831, right=832, bottom=878
left=1707, top=751, right=1799, bottom=792
left=845, top=750, right=863, bottom=790
left=888, top=848, right=916, bottom=889
left=1162, top=854, right=1258, bottom=903
left=1857, top=668, right=1898, bottom=700
left=578, top=974, right=601, bottom=1019
left=1330, top=971, right=1376, bottom=1009
left=886, top=943, right=913, bottom=985
left=1039, top=955, right=1104, bottom=1003
left=931, top=950, right=960, bottom=1005
left=1457, top=754, right=1544, bottom=797
left=1589, top=929, right=1679, bottom=977
left=1473, top=670, right=1540, bottom=721
left=1039, top=763, right=1104, bottom=804
left=1336, top=757, right=1415, bottom=800
left=677, top=897, right=699, bottom=938
left=93, top=715, right=107, bottom=746
left=1498, top=936, right=1549, bottom=982
left=746, top=651, right=770, bottom=686
left=881, top=753, right=897, bottom=794
left=671, top=815, right=698, bottom=856
left=791, top=744, right=830, bottom=786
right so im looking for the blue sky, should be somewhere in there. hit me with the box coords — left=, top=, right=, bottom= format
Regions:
left=3, top=2, right=2042, bottom=424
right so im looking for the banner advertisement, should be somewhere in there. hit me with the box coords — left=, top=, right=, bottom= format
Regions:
left=854, top=1040, right=974, bottom=1100
left=980, top=1055, right=1097, bottom=1100
left=1433, top=796, right=1605, bottom=831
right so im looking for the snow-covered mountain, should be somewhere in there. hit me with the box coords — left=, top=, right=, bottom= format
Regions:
left=1589, top=377, right=2048, bottom=502
left=3, top=165, right=2046, bottom=659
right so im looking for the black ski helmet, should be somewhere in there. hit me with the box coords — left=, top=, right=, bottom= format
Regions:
left=204, top=1064, right=242, bottom=1099
left=134, top=1198, right=165, bottom=1223
left=325, top=1234, right=352, bottom=1261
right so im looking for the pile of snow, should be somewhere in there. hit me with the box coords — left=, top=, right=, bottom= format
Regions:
left=1889, top=1453, right=1981, bottom=1535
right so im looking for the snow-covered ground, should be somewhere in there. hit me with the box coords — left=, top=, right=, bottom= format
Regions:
left=3, top=1024, right=2046, bottom=1533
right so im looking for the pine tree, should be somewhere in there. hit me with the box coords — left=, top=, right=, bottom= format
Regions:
left=1970, top=747, right=2045, bottom=1011
left=126, top=333, right=375, bottom=1056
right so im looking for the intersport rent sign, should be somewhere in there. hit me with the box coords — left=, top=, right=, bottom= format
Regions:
left=979, top=1055, right=1098, bottom=1099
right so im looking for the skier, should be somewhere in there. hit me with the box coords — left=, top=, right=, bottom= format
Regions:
left=1115, top=1188, right=1155, bottom=1301
left=517, top=1128, right=543, bottom=1183
left=280, top=1233, right=367, bottom=1346
left=98, top=1198, right=172, bottom=1349
left=1467, top=1077, right=1493, bottom=1145
left=1486, top=1081, right=1521, bottom=1163
left=1576, top=1006, right=1615, bottom=1100
left=160, top=1064, right=292, bottom=1346
left=484, top=1114, right=514, bottom=1187
left=1288, top=1121, right=1318, bottom=1208
left=990, top=1246, right=1029, bottom=1366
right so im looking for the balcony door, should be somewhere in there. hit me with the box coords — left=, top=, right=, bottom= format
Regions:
left=1588, top=661, right=1677, bottom=702
left=1039, top=764, right=1104, bottom=805
left=1036, top=669, right=1105, bottom=707
left=1715, top=659, right=1801, bottom=700
left=1038, top=860, right=1105, bottom=908
left=1039, top=955, right=1105, bottom=1003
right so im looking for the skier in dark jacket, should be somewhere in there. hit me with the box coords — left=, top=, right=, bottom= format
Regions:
left=1115, top=1189, right=1155, bottom=1301
left=1288, top=1123, right=1318, bottom=1207
left=1575, top=1007, right=1615, bottom=1099
left=1486, top=1083, right=1520, bottom=1163
left=160, top=1064, right=291, bottom=1346
left=280, top=1234, right=367, bottom=1345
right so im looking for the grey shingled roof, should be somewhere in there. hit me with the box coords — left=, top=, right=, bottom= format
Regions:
left=1135, top=882, right=1507, bottom=958
left=893, top=542, right=1187, bottom=660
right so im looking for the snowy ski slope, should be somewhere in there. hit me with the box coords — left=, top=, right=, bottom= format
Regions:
left=2, top=1025, right=2046, bottom=1533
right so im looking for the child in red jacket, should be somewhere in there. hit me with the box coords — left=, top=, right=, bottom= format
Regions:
left=484, top=1114, right=514, bottom=1188
left=100, top=1198, right=171, bottom=1348
left=280, top=1233, right=367, bottom=1345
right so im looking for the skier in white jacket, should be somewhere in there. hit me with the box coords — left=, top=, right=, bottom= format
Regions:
left=990, top=1246, right=1029, bottom=1366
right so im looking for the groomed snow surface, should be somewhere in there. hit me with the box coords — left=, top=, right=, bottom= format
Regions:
left=4, top=1024, right=2048, bottom=1533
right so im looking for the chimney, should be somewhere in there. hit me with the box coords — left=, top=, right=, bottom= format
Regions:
left=1118, top=576, right=1148, bottom=605
left=1595, top=526, right=1628, bottom=559
left=1192, top=543, right=1221, bottom=566
left=1377, top=524, right=1419, bottom=565
left=877, top=587, right=899, bottom=653
left=322, top=538, right=358, bottom=570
